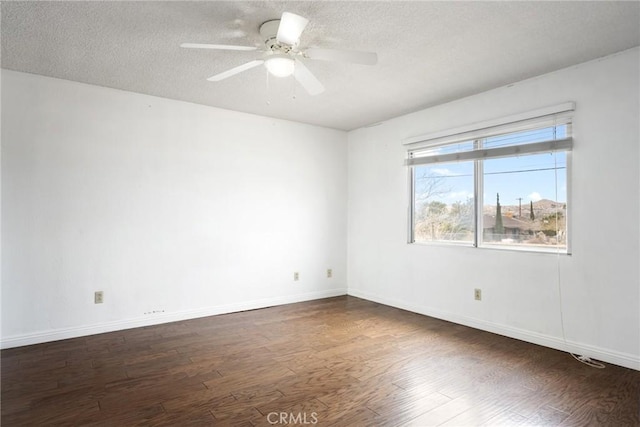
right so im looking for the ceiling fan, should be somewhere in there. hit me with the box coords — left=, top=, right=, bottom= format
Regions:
left=181, top=12, right=378, bottom=96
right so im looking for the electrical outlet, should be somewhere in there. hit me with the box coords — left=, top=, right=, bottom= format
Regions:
left=474, top=288, right=482, bottom=301
left=94, top=291, right=104, bottom=304
left=327, top=268, right=332, bottom=278
left=293, top=272, right=299, bottom=281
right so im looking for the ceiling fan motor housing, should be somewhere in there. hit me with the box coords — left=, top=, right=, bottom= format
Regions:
left=260, top=20, right=284, bottom=50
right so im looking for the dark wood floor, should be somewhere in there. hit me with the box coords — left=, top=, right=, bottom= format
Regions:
left=1, top=296, right=638, bottom=426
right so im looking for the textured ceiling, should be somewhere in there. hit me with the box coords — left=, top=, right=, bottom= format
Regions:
left=2, top=1, right=639, bottom=130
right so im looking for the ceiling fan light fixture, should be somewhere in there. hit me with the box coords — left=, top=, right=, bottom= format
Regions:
left=265, top=55, right=295, bottom=77
left=181, top=11, right=376, bottom=96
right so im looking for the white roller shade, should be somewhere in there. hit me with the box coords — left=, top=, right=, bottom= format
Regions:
left=406, top=137, right=572, bottom=166
left=403, top=102, right=575, bottom=150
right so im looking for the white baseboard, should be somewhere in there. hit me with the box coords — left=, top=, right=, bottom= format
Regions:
left=348, top=288, right=640, bottom=371
left=0, top=288, right=347, bottom=349
left=5, top=287, right=637, bottom=372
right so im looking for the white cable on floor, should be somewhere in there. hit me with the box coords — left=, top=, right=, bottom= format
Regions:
left=570, top=352, right=606, bottom=368
left=553, top=148, right=605, bottom=369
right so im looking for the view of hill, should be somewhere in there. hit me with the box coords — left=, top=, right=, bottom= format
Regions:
left=483, top=199, right=566, bottom=219
left=414, top=197, right=567, bottom=246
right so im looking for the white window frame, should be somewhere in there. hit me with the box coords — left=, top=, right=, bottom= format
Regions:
left=405, top=103, right=574, bottom=254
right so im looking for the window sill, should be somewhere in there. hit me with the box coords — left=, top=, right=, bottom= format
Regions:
left=410, top=240, right=571, bottom=255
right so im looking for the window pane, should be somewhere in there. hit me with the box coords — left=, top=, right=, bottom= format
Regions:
left=482, top=152, right=567, bottom=250
left=413, top=162, right=475, bottom=243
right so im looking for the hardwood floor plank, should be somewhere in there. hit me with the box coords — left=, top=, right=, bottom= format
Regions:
left=327, top=407, right=381, bottom=426
left=403, top=396, right=474, bottom=426
left=4, top=394, right=100, bottom=426
left=368, top=388, right=452, bottom=426
left=150, top=408, right=217, bottom=427
left=314, top=375, right=398, bottom=421
left=483, top=409, right=530, bottom=426
left=161, top=388, right=236, bottom=413
left=211, top=389, right=285, bottom=420
left=275, top=366, right=358, bottom=398
left=438, top=401, right=507, bottom=426
left=99, top=373, right=208, bottom=411
left=95, top=402, right=167, bottom=426
left=526, top=404, right=571, bottom=425
left=202, top=364, right=295, bottom=394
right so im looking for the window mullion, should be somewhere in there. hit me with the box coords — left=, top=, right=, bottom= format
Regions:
left=408, top=166, right=416, bottom=244
left=474, top=139, right=484, bottom=247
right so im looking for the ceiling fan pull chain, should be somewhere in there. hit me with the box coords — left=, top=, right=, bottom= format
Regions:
left=266, top=69, right=271, bottom=105
left=292, top=67, right=297, bottom=100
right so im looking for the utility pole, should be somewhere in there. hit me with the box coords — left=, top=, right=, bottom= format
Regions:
left=495, top=193, right=504, bottom=236
left=516, top=197, right=523, bottom=218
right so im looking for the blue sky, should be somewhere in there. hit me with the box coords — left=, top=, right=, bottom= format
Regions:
left=415, top=151, right=567, bottom=207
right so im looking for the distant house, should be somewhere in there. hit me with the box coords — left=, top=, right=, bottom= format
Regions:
left=483, top=214, right=534, bottom=242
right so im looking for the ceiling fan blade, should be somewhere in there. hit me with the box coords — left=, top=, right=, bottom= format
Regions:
left=305, top=47, right=378, bottom=65
left=276, top=12, right=309, bottom=46
left=181, top=43, right=257, bottom=51
left=207, top=60, right=264, bottom=82
left=293, top=60, right=324, bottom=96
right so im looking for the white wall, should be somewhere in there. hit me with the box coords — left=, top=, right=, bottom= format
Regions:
left=1, top=70, right=347, bottom=347
left=347, top=48, right=640, bottom=370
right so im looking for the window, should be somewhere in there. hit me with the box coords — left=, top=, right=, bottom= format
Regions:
left=407, top=108, right=572, bottom=253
